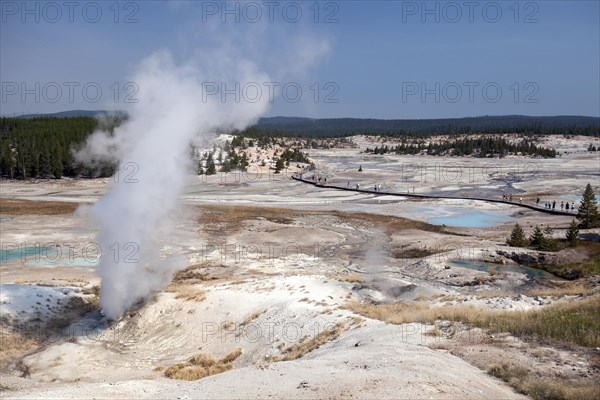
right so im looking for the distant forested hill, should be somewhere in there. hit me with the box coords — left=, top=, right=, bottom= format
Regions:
left=252, top=115, right=600, bottom=137
left=16, top=110, right=127, bottom=119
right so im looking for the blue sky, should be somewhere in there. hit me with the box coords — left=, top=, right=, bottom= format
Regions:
left=1, top=0, right=599, bottom=118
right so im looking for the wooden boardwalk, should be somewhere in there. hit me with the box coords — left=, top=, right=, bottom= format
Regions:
left=291, top=175, right=576, bottom=216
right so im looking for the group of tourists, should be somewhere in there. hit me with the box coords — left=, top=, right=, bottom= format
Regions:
left=536, top=197, right=577, bottom=212
left=503, top=193, right=522, bottom=203
left=345, top=182, right=384, bottom=191
left=541, top=199, right=556, bottom=210
left=559, top=200, right=576, bottom=212
left=501, top=193, right=579, bottom=212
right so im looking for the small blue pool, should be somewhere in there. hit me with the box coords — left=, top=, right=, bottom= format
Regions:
left=0, top=246, right=55, bottom=264
left=0, top=246, right=98, bottom=267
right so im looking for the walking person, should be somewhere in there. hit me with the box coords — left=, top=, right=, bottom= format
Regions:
left=566, top=202, right=569, bottom=211
left=571, top=201, right=575, bottom=212
left=536, top=197, right=540, bottom=205
left=552, top=200, right=556, bottom=210
left=560, top=201, right=564, bottom=210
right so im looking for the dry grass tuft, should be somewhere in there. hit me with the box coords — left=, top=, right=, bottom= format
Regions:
left=171, top=263, right=228, bottom=285
left=164, top=348, right=243, bottom=381
left=525, top=280, right=594, bottom=297
left=269, top=322, right=346, bottom=362
left=346, top=302, right=431, bottom=325
left=166, top=284, right=207, bottom=302
left=489, top=362, right=600, bottom=400
left=433, top=294, right=460, bottom=302
left=347, top=294, right=600, bottom=348
left=219, top=347, right=243, bottom=364
left=0, top=198, right=78, bottom=215
left=0, top=330, right=40, bottom=369
left=240, top=311, right=262, bottom=327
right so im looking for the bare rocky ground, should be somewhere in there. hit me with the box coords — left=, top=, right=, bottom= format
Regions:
left=0, top=134, right=599, bottom=399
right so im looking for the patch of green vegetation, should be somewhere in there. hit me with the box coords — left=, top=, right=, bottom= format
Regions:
left=540, top=257, right=600, bottom=280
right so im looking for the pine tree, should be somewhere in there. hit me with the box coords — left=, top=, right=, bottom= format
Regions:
left=51, top=149, right=63, bottom=178
left=205, top=152, right=216, bottom=175
left=507, top=223, right=527, bottom=247
left=239, top=152, right=248, bottom=172
left=529, top=226, right=546, bottom=249
left=51, top=139, right=63, bottom=178
left=274, top=157, right=284, bottom=174
left=541, top=225, right=557, bottom=251
left=38, top=142, right=52, bottom=178
left=577, top=183, right=599, bottom=228
left=220, top=160, right=231, bottom=173
left=565, top=219, right=579, bottom=246
left=358, top=165, right=362, bottom=172
left=0, top=142, right=14, bottom=178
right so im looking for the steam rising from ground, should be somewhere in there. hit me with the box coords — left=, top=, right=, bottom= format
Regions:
left=77, top=50, right=284, bottom=319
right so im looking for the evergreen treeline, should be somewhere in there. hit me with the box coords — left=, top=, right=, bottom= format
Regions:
left=239, top=127, right=353, bottom=149
left=366, top=137, right=557, bottom=158
left=2, top=115, right=590, bottom=179
left=253, top=115, right=600, bottom=137
left=0, top=117, right=121, bottom=179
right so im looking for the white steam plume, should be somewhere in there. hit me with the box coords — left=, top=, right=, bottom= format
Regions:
left=78, top=50, right=273, bottom=320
